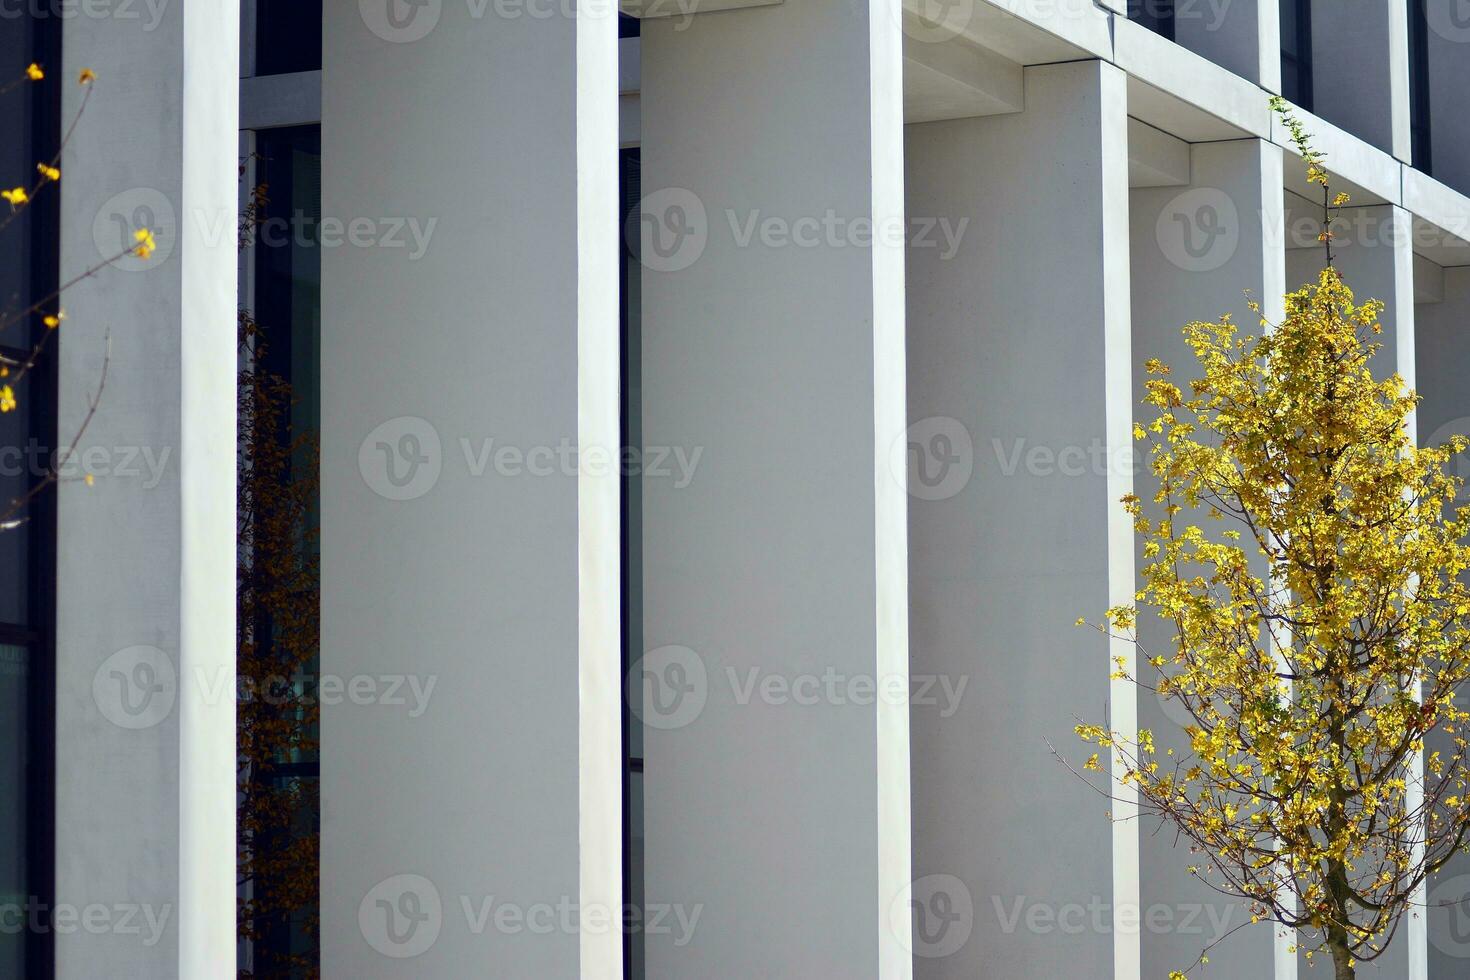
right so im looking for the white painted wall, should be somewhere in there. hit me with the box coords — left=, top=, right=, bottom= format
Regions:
left=1129, top=138, right=1285, bottom=980
left=319, top=2, right=621, bottom=976
left=638, top=2, right=911, bottom=976
left=56, top=1, right=239, bottom=977
left=905, top=59, right=1137, bottom=979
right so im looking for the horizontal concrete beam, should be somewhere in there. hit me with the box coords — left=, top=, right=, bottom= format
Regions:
left=975, top=2, right=1470, bottom=233
left=1410, top=216, right=1470, bottom=270
left=1270, top=101, right=1400, bottom=207
left=903, top=32, right=1022, bottom=124
left=606, top=0, right=1470, bottom=253
left=1114, top=18, right=1270, bottom=140
left=239, top=70, right=320, bottom=130
left=621, top=0, right=779, bottom=17
left=1405, top=169, right=1470, bottom=261
left=906, top=0, right=1109, bottom=64
left=1127, top=117, right=1189, bottom=188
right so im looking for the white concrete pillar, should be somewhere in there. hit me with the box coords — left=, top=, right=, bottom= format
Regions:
left=636, top=2, right=911, bottom=976
left=1129, top=137, right=1286, bottom=980
left=1310, top=0, right=1411, bottom=159
left=320, top=3, right=621, bottom=977
left=905, top=59, right=1138, bottom=978
left=1286, top=203, right=1424, bottom=979
left=56, top=1, right=239, bottom=977
left=1414, top=261, right=1470, bottom=980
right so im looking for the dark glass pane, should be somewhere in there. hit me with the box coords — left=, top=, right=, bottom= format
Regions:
left=0, top=14, right=33, bottom=628
left=0, top=12, right=54, bottom=977
left=1280, top=0, right=1313, bottom=110
left=1129, top=0, right=1175, bottom=39
left=0, top=643, right=29, bottom=977
left=621, top=147, right=643, bottom=768
left=1409, top=0, right=1432, bottom=174
left=0, top=367, right=33, bottom=626
left=245, top=124, right=322, bottom=977
left=620, top=146, right=645, bottom=980
left=256, top=0, right=323, bottom=75
left=0, top=15, right=53, bottom=631
left=254, top=125, right=322, bottom=490
left=628, top=768, right=645, bottom=978
left=1281, top=55, right=1302, bottom=106
left=0, top=31, right=33, bottom=318
left=619, top=12, right=641, bottom=37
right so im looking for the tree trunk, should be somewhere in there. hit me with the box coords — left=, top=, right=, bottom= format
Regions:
left=1327, top=935, right=1356, bottom=980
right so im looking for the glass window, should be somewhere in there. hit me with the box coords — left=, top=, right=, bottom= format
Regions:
left=1280, top=0, right=1314, bottom=110
left=0, top=643, right=31, bottom=978
left=241, top=124, right=322, bottom=978
left=1408, top=0, right=1432, bottom=175
left=1128, top=0, right=1175, bottom=40
left=0, top=22, right=38, bottom=628
left=255, top=0, right=323, bottom=76
left=0, top=368, right=34, bottom=627
left=253, top=126, right=322, bottom=455
left=0, top=12, right=59, bottom=979
left=620, top=145, right=645, bottom=980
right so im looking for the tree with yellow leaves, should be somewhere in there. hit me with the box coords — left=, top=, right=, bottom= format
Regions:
left=1076, top=102, right=1470, bottom=979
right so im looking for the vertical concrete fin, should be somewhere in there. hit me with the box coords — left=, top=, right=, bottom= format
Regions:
left=321, top=3, right=620, bottom=975
left=578, top=4, right=624, bottom=979
left=1099, top=59, right=1140, bottom=980
left=178, top=0, right=241, bottom=975
left=872, top=1, right=913, bottom=976
left=641, top=3, right=910, bottom=974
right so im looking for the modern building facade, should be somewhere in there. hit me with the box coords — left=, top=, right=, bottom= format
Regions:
left=5, top=1, right=1470, bottom=978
